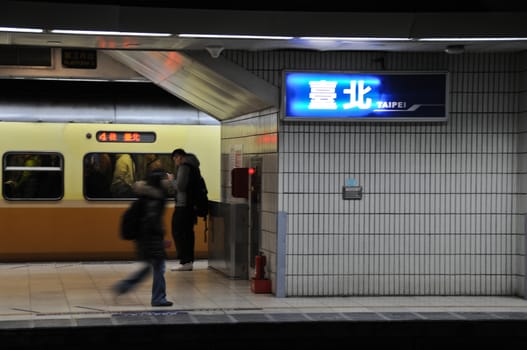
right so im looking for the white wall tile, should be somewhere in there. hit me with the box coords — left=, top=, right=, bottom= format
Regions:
left=223, top=50, right=525, bottom=296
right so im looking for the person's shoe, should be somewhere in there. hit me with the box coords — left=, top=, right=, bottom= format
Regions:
left=151, top=300, right=173, bottom=307
left=171, top=262, right=193, bottom=271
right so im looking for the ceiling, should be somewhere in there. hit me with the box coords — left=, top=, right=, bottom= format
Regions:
left=1, top=1, right=527, bottom=121
left=2, top=3, right=527, bottom=53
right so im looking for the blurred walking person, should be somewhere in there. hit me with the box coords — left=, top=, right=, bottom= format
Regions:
left=113, top=168, right=173, bottom=307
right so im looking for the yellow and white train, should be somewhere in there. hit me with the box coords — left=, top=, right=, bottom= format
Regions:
left=0, top=122, right=220, bottom=262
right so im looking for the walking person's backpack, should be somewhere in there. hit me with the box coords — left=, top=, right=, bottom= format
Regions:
left=185, top=163, right=209, bottom=239
left=186, top=163, right=209, bottom=218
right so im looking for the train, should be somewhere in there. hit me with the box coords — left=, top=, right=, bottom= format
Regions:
left=0, top=121, right=220, bottom=262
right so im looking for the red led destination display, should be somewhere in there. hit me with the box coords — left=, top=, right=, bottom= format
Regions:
left=96, top=131, right=156, bottom=143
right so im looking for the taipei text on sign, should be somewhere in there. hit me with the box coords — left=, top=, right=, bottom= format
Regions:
left=283, top=71, right=448, bottom=122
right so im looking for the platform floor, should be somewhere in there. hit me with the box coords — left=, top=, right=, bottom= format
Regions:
left=2, top=260, right=527, bottom=348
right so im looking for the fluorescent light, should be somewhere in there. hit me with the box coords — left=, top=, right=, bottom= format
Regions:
left=179, top=33, right=293, bottom=40
left=300, top=36, right=412, bottom=41
left=32, top=77, right=110, bottom=82
left=50, top=29, right=171, bottom=37
left=418, top=37, right=527, bottom=42
left=29, top=77, right=149, bottom=83
left=300, top=36, right=527, bottom=42
left=0, top=26, right=44, bottom=33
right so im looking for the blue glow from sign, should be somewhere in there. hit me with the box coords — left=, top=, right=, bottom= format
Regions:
left=283, top=71, right=447, bottom=121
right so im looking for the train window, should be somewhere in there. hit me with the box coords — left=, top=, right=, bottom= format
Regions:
left=2, top=152, right=64, bottom=200
left=84, top=152, right=175, bottom=200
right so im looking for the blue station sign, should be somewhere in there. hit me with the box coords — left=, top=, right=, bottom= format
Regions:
left=282, top=71, right=448, bottom=122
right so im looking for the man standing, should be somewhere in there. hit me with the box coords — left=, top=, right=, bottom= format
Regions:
left=169, top=148, right=200, bottom=271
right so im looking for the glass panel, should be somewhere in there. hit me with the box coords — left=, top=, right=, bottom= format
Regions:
left=84, top=152, right=175, bottom=200
left=2, top=152, right=63, bottom=200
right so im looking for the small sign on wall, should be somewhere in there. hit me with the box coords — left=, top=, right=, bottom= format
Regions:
left=62, top=49, right=97, bottom=69
left=342, top=178, right=362, bottom=200
left=342, top=186, right=363, bottom=200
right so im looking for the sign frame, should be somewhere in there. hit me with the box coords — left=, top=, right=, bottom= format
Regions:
left=281, top=70, right=449, bottom=122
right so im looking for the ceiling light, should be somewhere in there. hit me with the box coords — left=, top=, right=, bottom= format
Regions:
left=300, top=37, right=412, bottom=41
left=50, top=29, right=171, bottom=37
left=32, top=77, right=110, bottom=82
left=418, top=37, right=527, bottom=42
left=178, top=34, right=293, bottom=40
left=0, top=26, right=44, bottom=33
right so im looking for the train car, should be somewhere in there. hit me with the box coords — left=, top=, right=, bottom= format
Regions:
left=0, top=121, right=220, bottom=262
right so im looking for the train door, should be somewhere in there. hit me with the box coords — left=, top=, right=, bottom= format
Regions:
left=248, top=157, right=262, bottom=273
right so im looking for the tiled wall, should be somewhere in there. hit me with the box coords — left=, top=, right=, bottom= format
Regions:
left=518, top=51, right=527, bottom=297
left=219, top=110, right=279, bottom=289
left=224, top=50, right=525, bottom=296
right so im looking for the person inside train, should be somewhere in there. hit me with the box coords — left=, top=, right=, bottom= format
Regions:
left=145, top=154, right=163, bottom=175
left=168, top=148, right=201, bottom=272
left=111, top=153, right=136, bottom=198
left=3, top=154, right=42, bottom=198
left=112, top=168, right=173, bottom=307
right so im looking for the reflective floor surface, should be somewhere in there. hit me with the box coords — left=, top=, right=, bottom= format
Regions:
left=2, top=259, right=527, bottom=325
left=1, top=260, right=527, bottom=349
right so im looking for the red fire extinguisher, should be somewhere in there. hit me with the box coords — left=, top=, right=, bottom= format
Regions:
left=251, top=252, right=271, bottom=293
left=254, top=252, right=266, bottom=280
